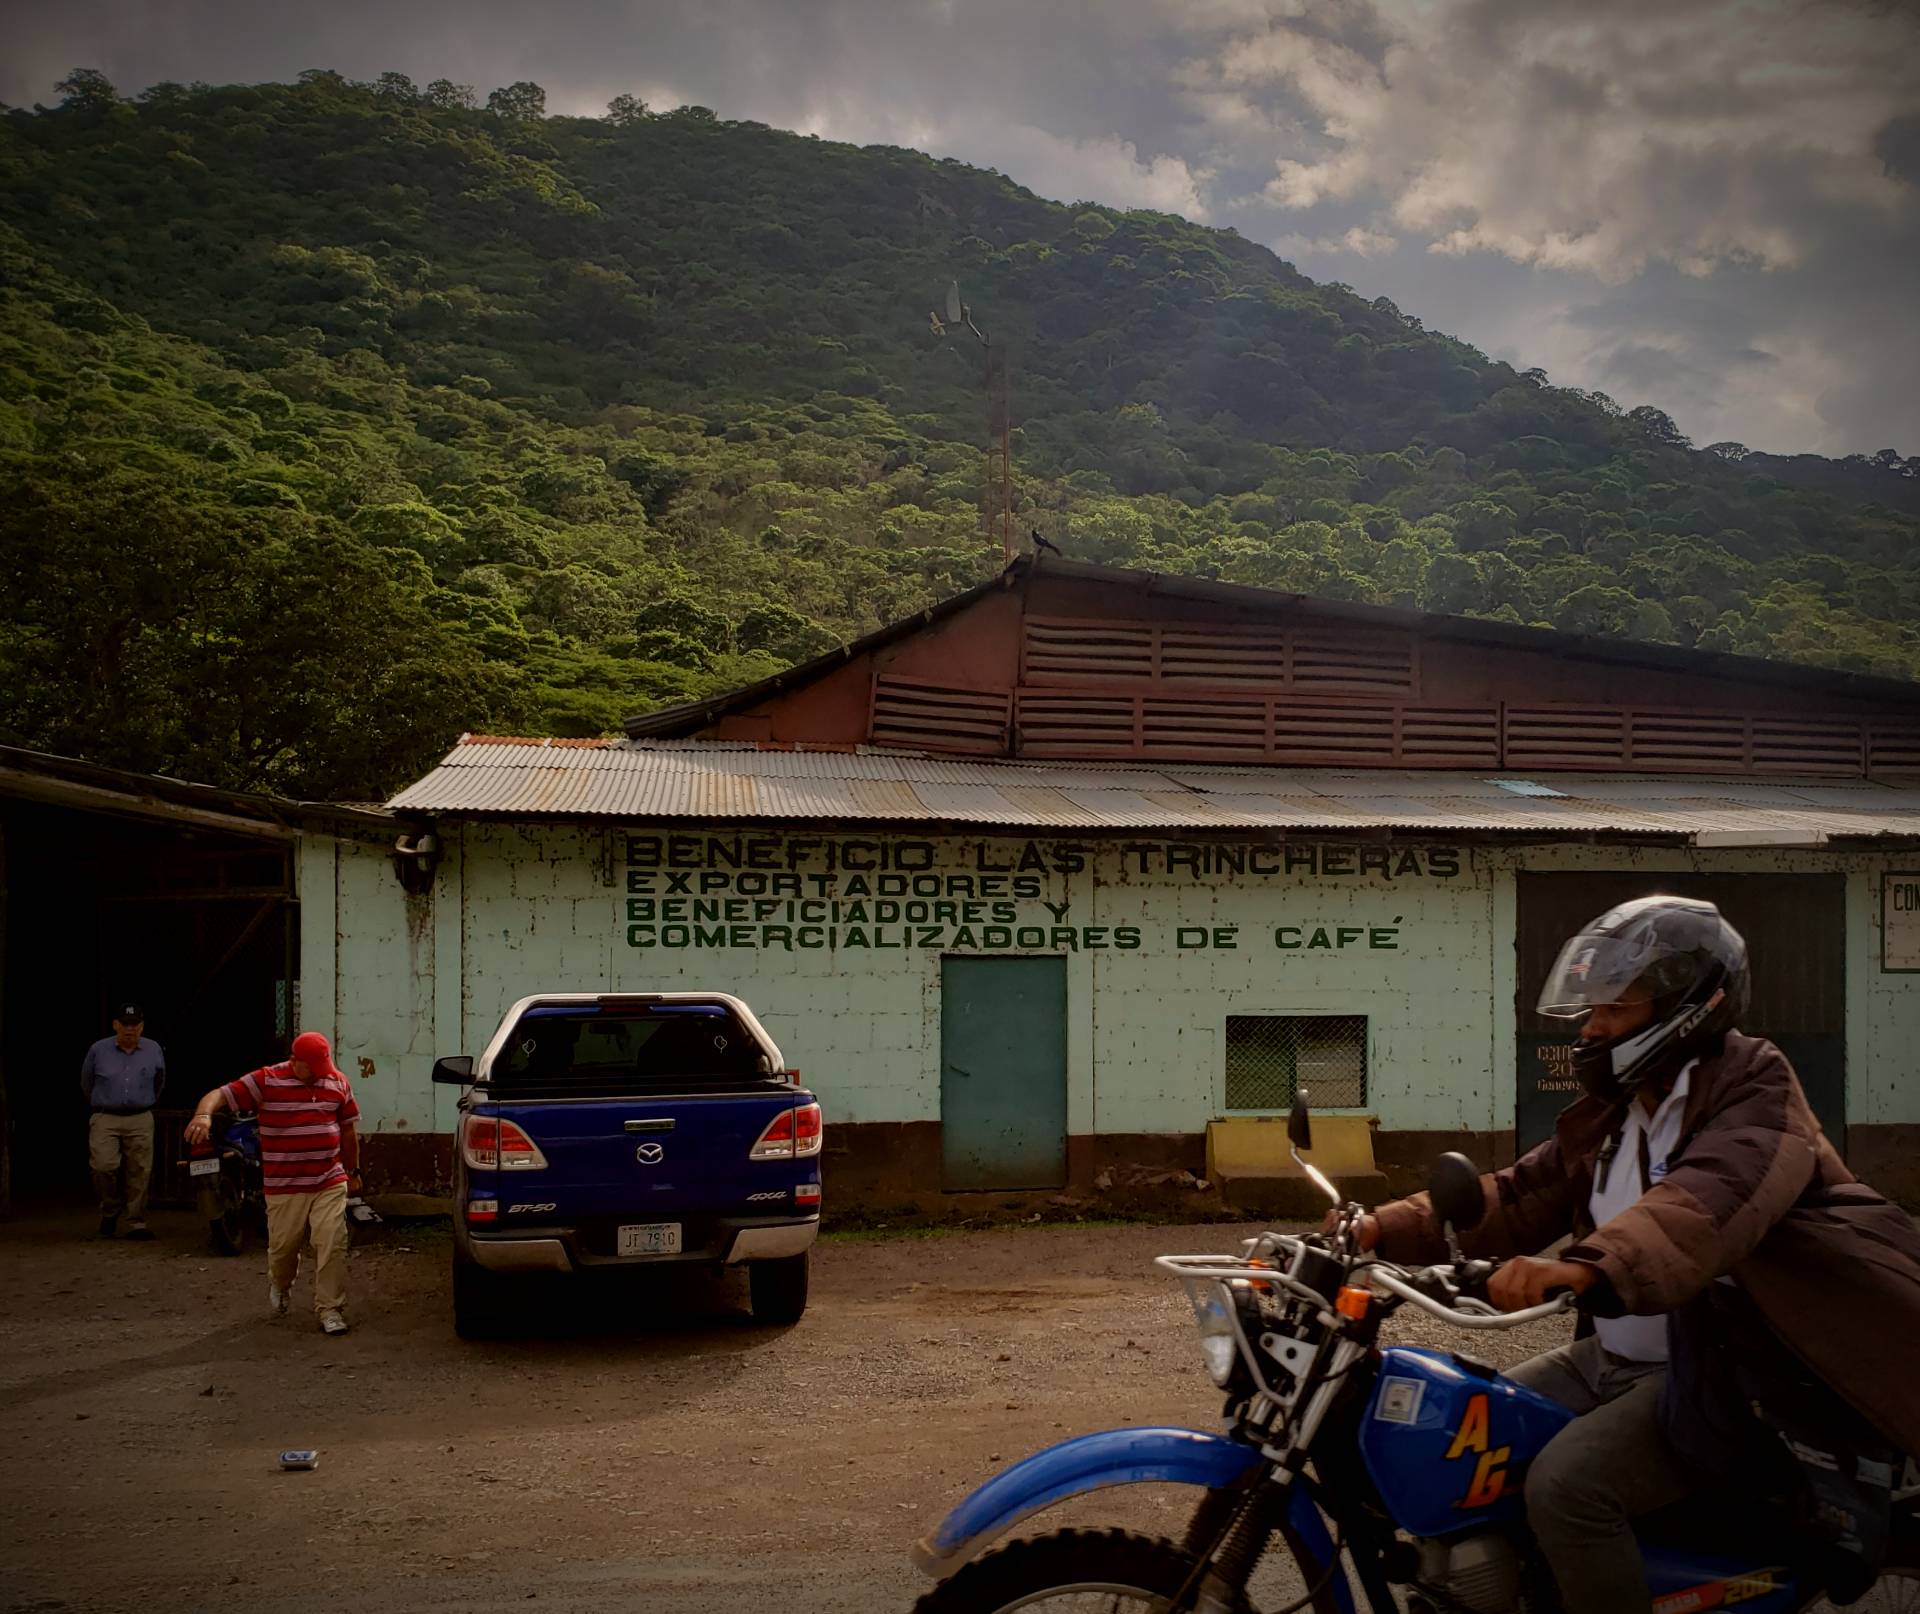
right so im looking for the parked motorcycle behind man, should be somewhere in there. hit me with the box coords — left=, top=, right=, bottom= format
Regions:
left=183, top=1110, right=264, bottom=1255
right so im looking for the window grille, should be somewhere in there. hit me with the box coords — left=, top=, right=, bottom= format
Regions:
left=1225, top=1015, right=1367, bottom=1111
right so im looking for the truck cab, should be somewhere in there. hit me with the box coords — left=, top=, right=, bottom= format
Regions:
left=433, top=992, right=821, bottom=1337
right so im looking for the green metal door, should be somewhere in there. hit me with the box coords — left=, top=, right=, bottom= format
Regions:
left=940, top=955, right=1068, bottom=1190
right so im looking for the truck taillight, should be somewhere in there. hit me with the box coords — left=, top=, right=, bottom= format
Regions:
left=795, top=1180, right=821, bottom=1208
left=467, top=1198, right=499, bottom=1223
left=750, top=1102, right=823, bottom=1160
left=461, top=1115, right=548, bottom=1171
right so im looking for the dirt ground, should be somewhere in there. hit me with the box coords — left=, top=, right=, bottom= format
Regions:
left=0, top=1206, right=1572, bottom=1614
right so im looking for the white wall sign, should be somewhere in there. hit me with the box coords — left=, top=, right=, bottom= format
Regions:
left=1882, top=872, right=1920, bottom=972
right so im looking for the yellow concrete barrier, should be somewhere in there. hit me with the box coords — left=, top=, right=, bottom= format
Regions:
left=1206, top=1113, right=1378, bottom=1183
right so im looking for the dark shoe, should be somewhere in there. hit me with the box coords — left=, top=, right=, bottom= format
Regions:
left=125, top=1225, right=155, bottom=1242
left=98, top=1216, right=117, bottom=1238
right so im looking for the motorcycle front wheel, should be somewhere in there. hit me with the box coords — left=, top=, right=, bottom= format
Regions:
left=910, top=1526, right=1342, bottom=1614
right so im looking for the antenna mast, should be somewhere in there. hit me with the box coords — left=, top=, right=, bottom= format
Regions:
left=933, top=281, right=1015, bottom=567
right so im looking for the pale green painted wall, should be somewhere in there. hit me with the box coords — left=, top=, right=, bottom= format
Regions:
left=303, top=823, right=1920, bottom=1143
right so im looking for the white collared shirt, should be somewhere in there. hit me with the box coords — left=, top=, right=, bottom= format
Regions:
left=1587, top=1060, right=1695, bottom=1362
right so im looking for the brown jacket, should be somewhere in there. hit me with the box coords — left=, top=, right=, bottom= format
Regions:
left=1374, top=1032, right=1920, bottom=1456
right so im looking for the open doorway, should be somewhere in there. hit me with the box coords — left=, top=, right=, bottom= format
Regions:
left=1, top=801, right=296, bottom=1207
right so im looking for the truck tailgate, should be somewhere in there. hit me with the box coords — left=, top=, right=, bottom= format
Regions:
left=471, top=1088, right=807, bottom=1221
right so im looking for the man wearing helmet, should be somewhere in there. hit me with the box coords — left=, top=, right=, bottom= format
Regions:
left=1346, top=895, right=1920, bottom=1614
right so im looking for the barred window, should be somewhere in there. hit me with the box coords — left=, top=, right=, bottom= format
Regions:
left=1224, top=1015, right=1368, bottom=1111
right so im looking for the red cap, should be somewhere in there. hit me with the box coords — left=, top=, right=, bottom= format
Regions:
left=290, top=1031, right=344, bottom=1079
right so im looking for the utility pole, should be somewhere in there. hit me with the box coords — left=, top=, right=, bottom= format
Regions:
left=931, top=281, right=1015, bottom=567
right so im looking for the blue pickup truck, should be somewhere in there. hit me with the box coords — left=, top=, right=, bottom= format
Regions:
left=431, top=992, right=821, bottom=1338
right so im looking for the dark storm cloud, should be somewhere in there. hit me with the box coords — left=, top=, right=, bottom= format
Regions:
left=3, top=0, right=1914, bottom=454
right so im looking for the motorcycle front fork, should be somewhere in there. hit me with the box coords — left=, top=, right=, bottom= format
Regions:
left=1179, top=1480, right=1294, bottom=1612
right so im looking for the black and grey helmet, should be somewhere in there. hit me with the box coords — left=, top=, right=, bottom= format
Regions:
left=1537, top=895, right=1748, bottom=1104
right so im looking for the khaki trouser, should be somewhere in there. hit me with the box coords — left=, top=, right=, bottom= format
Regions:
left=265, top=1183, right=349, bottom=1315
left=1507, top=1333, right=1697, bottom=1614
left=88, top=1111, right=154, bottom=1225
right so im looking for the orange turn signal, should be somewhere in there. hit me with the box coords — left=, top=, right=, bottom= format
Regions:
left=1335, top=1285, right=1372, bottom=1320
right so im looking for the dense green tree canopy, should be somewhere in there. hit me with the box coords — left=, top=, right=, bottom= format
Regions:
left=1, top=70, right=1916, bottom=797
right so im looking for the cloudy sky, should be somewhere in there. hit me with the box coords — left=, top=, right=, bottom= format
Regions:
left=6, top=0, right=1917, bottom=457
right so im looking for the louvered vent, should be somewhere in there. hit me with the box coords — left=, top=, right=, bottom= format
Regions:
left=1023, top=619, right=1156, bottom=682
left=1628, top=712, right=1750, bottom=771
left=1158, top=626, right=1289, bottom=685
left=1868, top=722, right=1920, bottom=775
left=1288, top=626, right=1417, bottom=696
left=876, top=663, right=1912, bottom=778
left=1509, top=708, right=1870, bottom=776
left=1011, top=695, right=1499, bottom=767
left=1750, top=719, right=1862, bottom=776
left=1268, top=703, right=1398, bottom=764
left=1022, top=615, right=1415, bottom=696
left=1398, top=708, right=1502, bottom=768
left=1504, top=708, right=1629, bottom=770
left=869, top=677, right=1011, bottom=755
left=1014, top=691, right=1142, bottom=756
left=1140, top=696, right=1269, bottom=760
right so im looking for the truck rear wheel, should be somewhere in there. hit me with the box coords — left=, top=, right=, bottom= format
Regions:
left=748, top=1251, right=809, bottom=1324
left=452, top=1256, right=508, bottom=1339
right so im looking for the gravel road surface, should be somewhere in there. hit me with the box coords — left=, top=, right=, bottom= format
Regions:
left=0, top=1208, right=1571, bottom=1613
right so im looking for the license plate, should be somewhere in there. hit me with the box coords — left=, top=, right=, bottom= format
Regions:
left=616, top=1222, right=682, bottom=1257
left=189, top=1157, right=221, bottom=1177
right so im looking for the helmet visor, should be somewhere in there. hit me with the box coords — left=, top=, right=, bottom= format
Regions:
left=1536, top=928, right=1675, bottom=1018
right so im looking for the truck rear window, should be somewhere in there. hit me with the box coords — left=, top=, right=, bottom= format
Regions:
left=494, top=1005, right=770, bottom=1088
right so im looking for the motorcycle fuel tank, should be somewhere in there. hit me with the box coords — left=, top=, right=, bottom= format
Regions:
left=1360, top=1347, right=1805, bottom=1611
left=1358, top=1346, right=1572, bottom=1538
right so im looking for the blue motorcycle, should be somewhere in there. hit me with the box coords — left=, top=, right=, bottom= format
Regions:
left=184, top=1111, right=264, bottom=1256
left=912, top=1100, right=1916, bottom=1613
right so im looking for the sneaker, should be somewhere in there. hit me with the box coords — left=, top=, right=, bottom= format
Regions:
left=267, top=1283, right=289, bottom=1318
left=319, top=1309, right=349, bottom=1336
left=125, top=1225, right=155, bottom=1242
left=98, top=1216, right=117, bottom=1239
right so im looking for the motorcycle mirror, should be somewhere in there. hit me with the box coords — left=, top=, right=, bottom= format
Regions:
left=431, top=1055, right=475, bottom=1085
left=1286, top=1090, right=1340, bottom=1207
left=1287, top=1091, right=1314, bottom=1151
left=1428, top=1152, right=1485, bottom=1234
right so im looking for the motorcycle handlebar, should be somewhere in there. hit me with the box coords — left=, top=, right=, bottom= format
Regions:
left=1165, top=1239, right=1574, bottom=1330
left=1365, top=1262, right=1573, bottom=1328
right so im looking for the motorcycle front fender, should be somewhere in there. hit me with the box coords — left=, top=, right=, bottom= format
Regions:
left=913, top=1425, right=1282, bottom=1578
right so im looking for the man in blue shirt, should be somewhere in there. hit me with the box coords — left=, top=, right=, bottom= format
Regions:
left=81, top=1003, right=166, bottom=1240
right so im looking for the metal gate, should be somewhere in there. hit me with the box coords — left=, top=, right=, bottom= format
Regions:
left=939, top=955, right=1068, bottom=1190
left=1515, top=873, right=1845, bottom=1153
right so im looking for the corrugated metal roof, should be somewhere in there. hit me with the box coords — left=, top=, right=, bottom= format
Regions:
left=384, top=738, right=1920, bottom=843
left=0, top=742, right=394, bottom=833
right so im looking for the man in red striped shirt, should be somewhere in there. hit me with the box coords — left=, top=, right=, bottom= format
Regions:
left=184, top=1031, right=362, bottom=1335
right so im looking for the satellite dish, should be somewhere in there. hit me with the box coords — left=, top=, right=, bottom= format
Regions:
left=945, top=281, right=963, bottom=324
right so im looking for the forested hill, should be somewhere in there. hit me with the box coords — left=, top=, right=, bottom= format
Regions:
left=3, top=70, right=1918, bottom=799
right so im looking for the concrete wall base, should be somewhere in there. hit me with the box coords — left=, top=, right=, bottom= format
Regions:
left=1846, top=1124, right=1920, bottom=1208
left=361, top=1121, right=1920, bottom=1212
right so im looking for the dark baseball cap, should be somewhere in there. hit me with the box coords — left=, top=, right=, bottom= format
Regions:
left=113, top=1003, right=146, bottom=1024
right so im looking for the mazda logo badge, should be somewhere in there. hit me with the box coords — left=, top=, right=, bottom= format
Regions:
left=635, top=1142, right=665, bottom=1165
